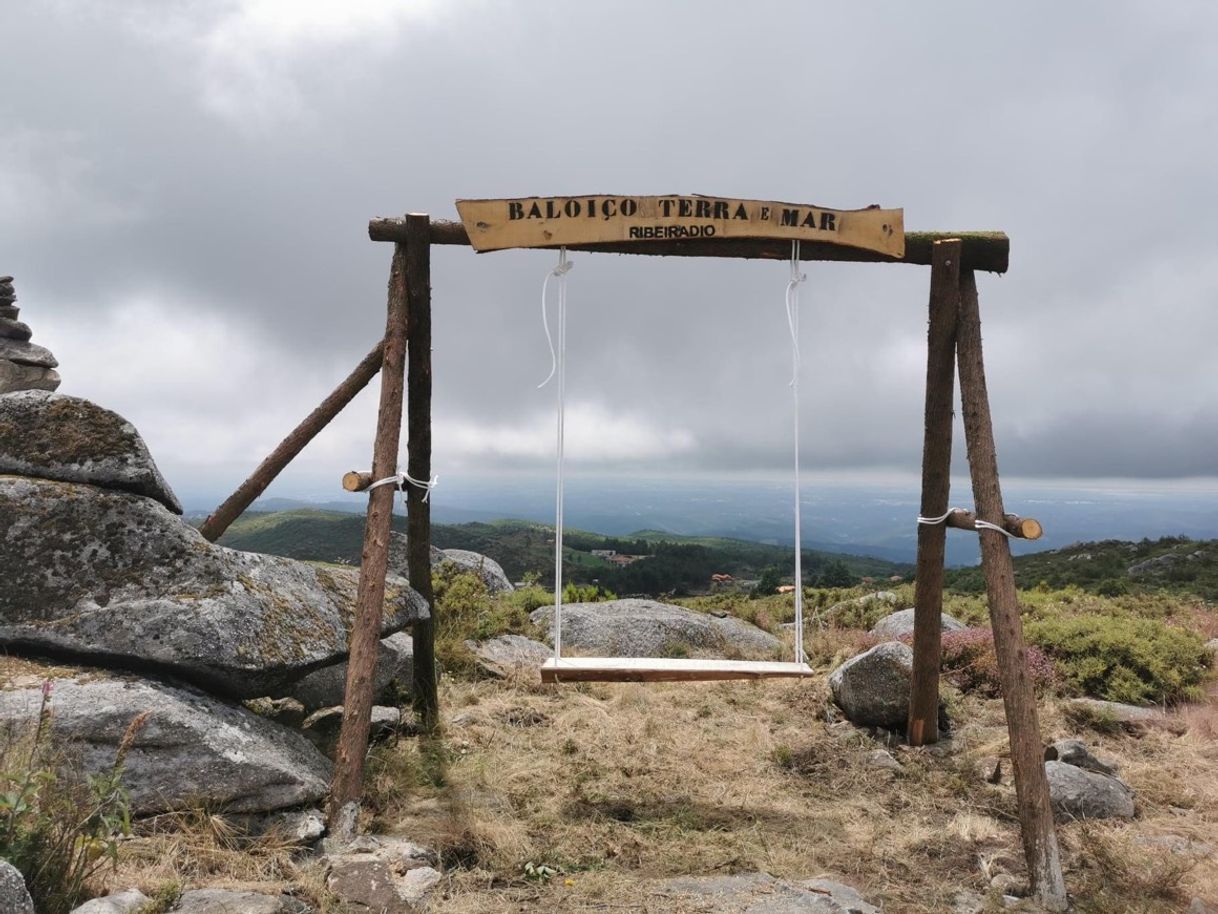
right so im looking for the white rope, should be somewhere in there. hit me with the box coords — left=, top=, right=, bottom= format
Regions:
left=366, top=470, right=439, bottom=503
left=916, top=508, right=1014, bottom=537
left=973, top=519, right=1014, bottom=538
left=916, top=507, right=965, bottom=525
left=786, top=240, right=809, bottom=662
left=538, top=248, right=572, bottom=660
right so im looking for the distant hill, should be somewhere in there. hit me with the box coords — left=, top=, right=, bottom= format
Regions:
left=216, top=510, right=912, bottom=595
left=947, top=535, right=1218, bottom=600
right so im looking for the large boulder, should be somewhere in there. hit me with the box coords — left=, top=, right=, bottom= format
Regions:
left=0, top=390, right=180, bottom=513
left=0, top=476, right=428, bottom=698
left=387, top=534, right=514, bottom=593
left=466, top=634, right=552, bottom=678
left=829, top=641, right=913, bottom=729
left=530, top=599, right=782, bottom=658
left=289, top=632, right=414, bottom=712
left=435, top=548, right=514, bottom=593
left=0, top=673, right=332, bottom=815
left=1045, top=760, right=1135, bottom=820
left=869, top=607, right=966, bottom=639
left=0, top=861, right=34, bottom=914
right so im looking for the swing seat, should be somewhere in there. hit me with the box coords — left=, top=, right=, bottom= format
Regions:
left=540, top=657, right=815, bottom=683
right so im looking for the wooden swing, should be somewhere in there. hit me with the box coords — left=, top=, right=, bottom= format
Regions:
left=531, top=230, right=824, bottom=684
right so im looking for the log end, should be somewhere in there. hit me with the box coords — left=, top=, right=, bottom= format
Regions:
left=342, top=470, right=373, bottom=492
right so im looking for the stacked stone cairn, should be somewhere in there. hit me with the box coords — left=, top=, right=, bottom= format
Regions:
left=0, top=276, right=61, bottom=394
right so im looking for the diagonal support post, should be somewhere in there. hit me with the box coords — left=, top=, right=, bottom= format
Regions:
left=956, top=268, right=1067, bottom=910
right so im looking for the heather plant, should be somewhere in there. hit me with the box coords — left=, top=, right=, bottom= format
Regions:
left=0, top=681, right=145, bottom=914
left=936, top=627, right=1056, bottom=697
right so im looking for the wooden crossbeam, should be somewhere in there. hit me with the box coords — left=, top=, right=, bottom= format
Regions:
left=368, top=218, right=1010, bottom=273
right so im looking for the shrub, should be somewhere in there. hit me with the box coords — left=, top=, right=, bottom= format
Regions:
left=937, top=627, right=1056, bottom=697
left=1025, top=613, right=1212, bottom=705
left=0, top=682, right=143, bottom=914
left=562, top=583, right=617, bottom=603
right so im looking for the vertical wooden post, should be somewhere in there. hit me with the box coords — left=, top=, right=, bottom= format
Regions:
left=327, top=241, right=410, bottom=838
left=405, top=214, right=439, bottom=732
left=956, top=269, right=1067, bottom=910
left=907, top=239, right=962, bottom=746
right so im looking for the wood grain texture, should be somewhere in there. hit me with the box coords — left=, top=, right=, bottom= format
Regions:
left=540, top=658, right=816, bottom=684
left=367, top=219, right=1010, bottom=273
left=908, top=239, right=962, bottom=747
left=455, top=195, right=903, bottom=256
left=943, top=509, right=1042, bottom=540
left=327, top=245, right=410, bottom=832
left=405, top=214, right=439, bottom=732
left=957, top=268, right=1067, bottom=910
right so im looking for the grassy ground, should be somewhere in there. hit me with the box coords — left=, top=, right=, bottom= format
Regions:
left=68, top=585, right=1218, bottom=911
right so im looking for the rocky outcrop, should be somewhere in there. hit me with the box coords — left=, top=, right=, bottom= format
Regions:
left=466, top=634, right=552, bottom=678
left=0, top=475, right=428, bottom=698
left=0, top=277, right=61, bottom=393
left=1045, top=759, right=1135, bottom=820
left=868, top=607, right=966, bottom=639
left=829, top=641, right=914, bottom=730
left=652, top=873, right=880, bottom=913
left=0, top=390, right=181, bottom=512
left=530, top=599, right=781, bottom=658
left=0, top=673, right=332, bottom=814
left=289, top=632, right=414, bottom=712
left=0, top=861, right=34, bottom=914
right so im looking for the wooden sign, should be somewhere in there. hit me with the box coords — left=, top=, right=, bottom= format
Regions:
left=456, top=195, right=904, bottom=257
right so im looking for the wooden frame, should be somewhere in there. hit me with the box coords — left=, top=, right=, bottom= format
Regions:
left=202, top=201, right=1065, bottom=909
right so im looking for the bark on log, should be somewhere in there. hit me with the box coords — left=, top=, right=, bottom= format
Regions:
left=957, top=268, right=1067, bottom=910
left=342, top=471, right=376, bottom=492
left=943, top=509, right=1042, bottom=540
left=406, top=214, right=439, bottom=732
left=368, top=218, right=1010, bottom=274
left=327, top=244, right=410, bottom=836
left=199, top=341, right=385, bottom=542
left=908, top=239, right=962, bottom=747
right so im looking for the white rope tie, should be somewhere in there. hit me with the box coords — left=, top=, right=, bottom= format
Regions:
left=538, top=248, right=572, bottom=661
left=916, top=508, right=1013, bottom=537
left=366, top=470, right=439, bottom=503
left=786, top=240, right=809, bottom=662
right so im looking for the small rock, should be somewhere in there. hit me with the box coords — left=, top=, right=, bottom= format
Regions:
left=1044, top=738, right=1118, bottom=776
left=1045, top=759, right=1135, bottom=820
left=946, top=889, right=987, bottom=914
left=1190, top=899, right=1214, bottom=914
left=652, top=872, right=880, bottom=913
left=0, top=305, right=18, bottom=320
left=0, top=318, right=32, bottom=341
left=323, top=836, right=439, bottom=914
left=170, top=889, right=311, bottom=913
left=862, top=748, right=902, bottom=771
left=0, top=337, right=57, bottom=368
left=232, top=807, right=326, bottom=845
left=1065, top=697, right=1162, bottom=728
left=989, top=873, right=1024, bottom=895
left=0, top=861, right=34, bottom=914
left=0, top=360, right=59, bottom=394
left=466, top=633, right=551, bottom=678
left=828, top=641, right=913, bottom=730
left=868, top=608, right=966, bottom=639
left=301, top=705, right=404, bottom=757
left=245, top=696, right=307, bottom=728
left=71, top=889, right=152, bottom=914
left=1205, top=638, right=1218, bottom=655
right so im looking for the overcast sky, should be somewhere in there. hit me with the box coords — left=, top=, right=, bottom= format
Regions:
left=4, top=1, right=1217, bottom=507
